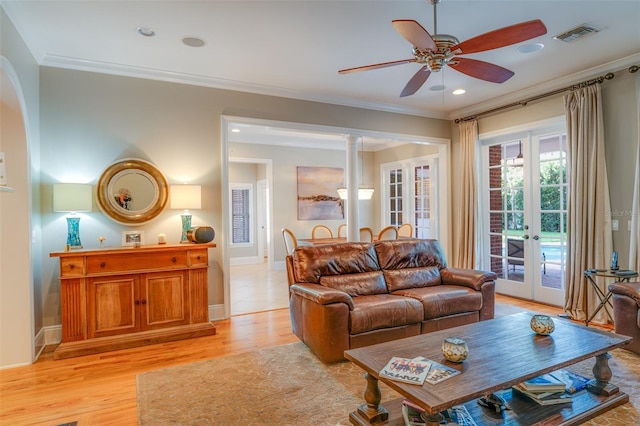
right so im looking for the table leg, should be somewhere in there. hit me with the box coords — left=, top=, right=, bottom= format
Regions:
left=349, top=372, right=389, bottom=425
left=586, top=352, right=620, bottom=396
left=584, top=274, right=614, bottom=326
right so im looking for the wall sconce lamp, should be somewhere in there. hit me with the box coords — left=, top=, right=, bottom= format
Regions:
left=170, top=185, right=201, bottom=243
left=53, top=183, right=93, bottom=249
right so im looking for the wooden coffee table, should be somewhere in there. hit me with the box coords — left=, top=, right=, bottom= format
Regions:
left=344, top=313, right=632, bottom=426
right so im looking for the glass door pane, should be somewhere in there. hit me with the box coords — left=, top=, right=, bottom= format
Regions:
left=534, top=133, right=568, bottom=305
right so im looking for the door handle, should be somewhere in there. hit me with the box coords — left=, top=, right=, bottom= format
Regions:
left=523, top=235, right=530, bottom=240
left=532, top=235, right=540, bottom=240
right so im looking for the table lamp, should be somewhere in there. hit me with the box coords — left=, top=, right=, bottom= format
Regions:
left=170, top=185, right=201, bottom=243
left=53, top=183, right=92, bottom=249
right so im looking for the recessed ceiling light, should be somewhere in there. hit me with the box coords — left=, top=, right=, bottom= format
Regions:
left=137, top=27, right=155, bottom=37
left=231, top=128, right=240, bottom=133
left=182, top=36, right=206, bottom=48
left=518, top=43, right=544, bottom=54
left=452, top=89, right=466, bottom=95
left=429, top=85, right=446, bottom=92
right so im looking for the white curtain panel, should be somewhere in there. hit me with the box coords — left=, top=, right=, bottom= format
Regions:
left=563, top=84, right=613, bottom=323
left=452, top=120, right=478, bottom=269
left=629, top=73, right=640, bottom=271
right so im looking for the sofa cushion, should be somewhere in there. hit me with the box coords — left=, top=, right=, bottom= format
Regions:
left=392, top=285, right=483, bottom=320
left=374, top=239, right=447, bottom=292
left=293, top=242, right=379, bottom=283
left=320, top=271, right=387, bottom=297
left=383, top=267, right=442, bottom=292
left=350, top=294, right=424, bottom=334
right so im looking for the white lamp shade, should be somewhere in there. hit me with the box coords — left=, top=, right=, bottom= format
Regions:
left=53, top=183, right=93, bottom=212
left=337, top=187, right=374, bottom=200
left=170, top=185, right=201, bottom=210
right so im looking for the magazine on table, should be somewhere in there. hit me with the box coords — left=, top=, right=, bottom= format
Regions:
left=402, top=399, right=477, bottom=426
left=412, top=356, right=461, bottom=385
left=548, top=369, right=590, bottom=394
left=379, top=356, right=432, bottom=385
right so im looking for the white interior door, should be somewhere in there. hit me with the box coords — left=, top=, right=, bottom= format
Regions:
left=480, top=125, right=567, bottom=306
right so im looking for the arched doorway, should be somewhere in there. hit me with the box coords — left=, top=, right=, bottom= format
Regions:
left=1, top=57, right=35, bottom=367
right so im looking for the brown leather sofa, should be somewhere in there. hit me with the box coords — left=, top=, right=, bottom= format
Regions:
left=287, top=239, right=497, bottom=363
left=609, top=281, right=640, bottom=354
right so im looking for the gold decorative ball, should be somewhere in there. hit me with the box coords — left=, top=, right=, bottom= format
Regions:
left=442, top=337, right=468, bottom=362
left=530, top=314, right=555, bottom=335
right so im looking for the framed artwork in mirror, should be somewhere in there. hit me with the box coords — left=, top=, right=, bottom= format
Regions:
left=97, top=159, right=168, bottom=225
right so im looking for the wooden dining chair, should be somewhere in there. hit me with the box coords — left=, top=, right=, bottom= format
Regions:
left=312, top=225, right=334, bottom=239
left=359, top=227, right=374, bottom=242
left=282, top=228, right=298, bottom=255
left=377, top=225, right=398, bottom=241
left=337, top=224, right=348, bottom=238
left=397, top=223, right=413, bottom=238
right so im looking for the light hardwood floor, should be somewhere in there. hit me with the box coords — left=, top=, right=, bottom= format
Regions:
left=2, top=264, right=574, bottom=426
left=230, top=261, right=289, bottom=315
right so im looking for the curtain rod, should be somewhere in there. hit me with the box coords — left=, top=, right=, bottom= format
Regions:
left=454, top=65, right=639, bottom=124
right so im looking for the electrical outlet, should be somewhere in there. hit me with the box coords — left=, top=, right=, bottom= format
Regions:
left=612, top=220, right=619, bottom=231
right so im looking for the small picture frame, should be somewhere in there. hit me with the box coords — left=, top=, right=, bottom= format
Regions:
left=122, top=230, right=145, bottom=247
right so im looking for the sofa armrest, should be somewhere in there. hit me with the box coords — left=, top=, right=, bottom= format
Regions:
left=609, top=282, right=640, bottom=307
left=441, top=268, right=498, bottom=291
left=290, top=283, right=355, bottom=309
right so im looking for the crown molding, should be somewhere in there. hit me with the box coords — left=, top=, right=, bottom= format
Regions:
left=448, top=53, right=640, bottom=121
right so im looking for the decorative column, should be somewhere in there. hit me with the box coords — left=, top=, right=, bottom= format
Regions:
left=346, top=135, right=360, bottom=241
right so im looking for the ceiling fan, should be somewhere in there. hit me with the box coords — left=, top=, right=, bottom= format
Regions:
left=338, top=0, right=547, bottom=97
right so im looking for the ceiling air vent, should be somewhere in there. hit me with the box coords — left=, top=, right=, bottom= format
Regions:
left=554, top=24, right=600, bottom=43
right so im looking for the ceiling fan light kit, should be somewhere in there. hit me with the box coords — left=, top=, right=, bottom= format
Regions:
left=338, top=0, right=547, bottom=97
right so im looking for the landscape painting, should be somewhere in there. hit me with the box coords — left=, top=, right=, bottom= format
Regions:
left=297, top=166, right=344, bottom=220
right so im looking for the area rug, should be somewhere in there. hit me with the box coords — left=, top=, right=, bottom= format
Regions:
left=137, top=341, right=639, bottom=425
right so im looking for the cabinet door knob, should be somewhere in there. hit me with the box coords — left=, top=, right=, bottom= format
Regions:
left=135, top=300, right=140, bottom=305
left=141, top=299, right=147, bottom=305
left=100, top=262, right=106, bottom=268
left=69, top=264, right=75, bottom=269
left=171, top=257, right=177, bottom=263
left=197, top=255, right=201, bottom=260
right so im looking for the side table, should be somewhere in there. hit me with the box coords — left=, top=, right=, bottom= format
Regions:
left=584, top=269, right=638, bottom=326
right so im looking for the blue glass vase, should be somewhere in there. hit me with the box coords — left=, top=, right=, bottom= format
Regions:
left=66, top=216, right=82, bottom=248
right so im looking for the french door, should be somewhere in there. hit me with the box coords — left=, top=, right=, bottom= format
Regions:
left=381, top=155, right=439, bottom=239
left=480, top=128, right=567, bottom=306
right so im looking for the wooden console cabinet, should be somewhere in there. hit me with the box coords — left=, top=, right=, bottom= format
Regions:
left=50, top=243, right=216, bottom=359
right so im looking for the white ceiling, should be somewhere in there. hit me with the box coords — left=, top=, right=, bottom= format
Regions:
left=3, top=0, right=640, bottom=147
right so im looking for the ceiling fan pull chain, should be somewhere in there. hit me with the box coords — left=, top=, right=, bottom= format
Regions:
left=432, top=0, right=439, bottom=36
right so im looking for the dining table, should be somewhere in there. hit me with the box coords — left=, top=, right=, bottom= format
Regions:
left=297, top=237, right=347, bottom=246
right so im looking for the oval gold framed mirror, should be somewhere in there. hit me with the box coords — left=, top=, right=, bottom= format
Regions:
left=97, top=159, right=168, bottom=225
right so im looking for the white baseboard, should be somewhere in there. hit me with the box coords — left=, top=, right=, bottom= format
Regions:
left=34, top=327, right=46, bottom=360
left=209, top=304, right=225, bottom=321
left=43, top=325, right=62, bottom=346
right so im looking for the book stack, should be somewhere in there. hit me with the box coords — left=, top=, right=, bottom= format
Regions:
left=512, top=369, right=589, bottom=406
